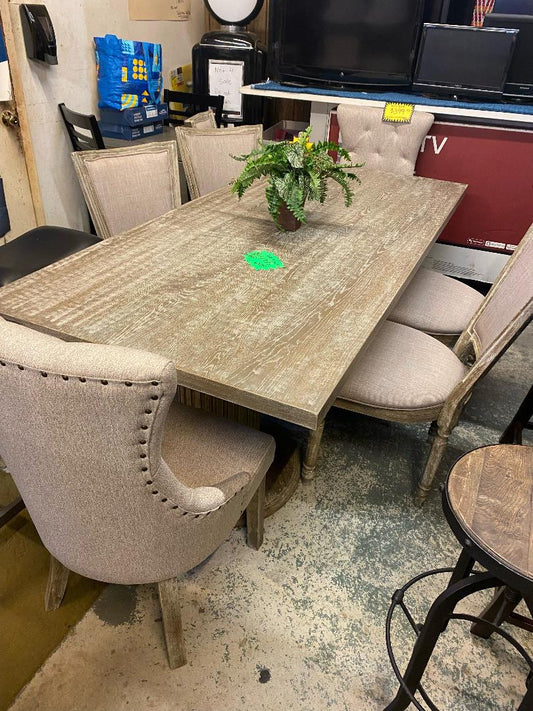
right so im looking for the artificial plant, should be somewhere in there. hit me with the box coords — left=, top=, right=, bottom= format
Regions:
left=232, top=126, right=362, bottom=229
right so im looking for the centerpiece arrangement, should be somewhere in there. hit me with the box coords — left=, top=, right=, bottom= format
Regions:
left=231, top=126, right=362, bottom=231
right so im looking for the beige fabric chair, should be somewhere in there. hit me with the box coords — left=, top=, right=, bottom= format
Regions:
left=184, top=109, right=217, bottom=130
left=337, top=103, right=484, bottom=341
left=176, top=124, right=263, bottom=199
left=0, top=316, right=274, bottom=667
left=304, top=224, right=533, bottom=503
left=72, top=141, right=181, bottom=239
left=337, top=104, right=434, bottom=176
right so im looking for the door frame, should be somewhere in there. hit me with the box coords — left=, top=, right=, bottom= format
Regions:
left=0, top=0, right=44, bottom=224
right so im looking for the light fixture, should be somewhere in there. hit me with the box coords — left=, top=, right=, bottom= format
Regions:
left=203, top=0, right=264, bottom=28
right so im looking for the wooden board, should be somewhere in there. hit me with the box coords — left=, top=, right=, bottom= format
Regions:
left=0, top=171, right=466, bottom=429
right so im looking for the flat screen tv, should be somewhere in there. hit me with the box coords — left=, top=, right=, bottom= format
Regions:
left=484, top=13, right=533, bottom=99
left=268, top=0, right=425, bottom=90
left=413, top=24, right=518, bottom=100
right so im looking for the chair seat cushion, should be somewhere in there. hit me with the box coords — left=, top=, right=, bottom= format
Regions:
left=0, top=226, right=101, bottom=287
left=162, top=401, right=275, bottom=511
left=338, top=321, right=467, bottom=411
left=389, top=268, right=484, bottom=336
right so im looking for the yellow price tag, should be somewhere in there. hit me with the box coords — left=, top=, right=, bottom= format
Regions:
left=382, top=102, right=415, bottom=124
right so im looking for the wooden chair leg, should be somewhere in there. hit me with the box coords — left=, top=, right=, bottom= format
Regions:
left=301, top=420, right=325, bottom=482
left=246, top=476, right=266, bottom=550
left=158, top=577, right=187, bottom=669
left=415, top=425, right=451, bottom=506
left=45, top=555, right=70, bottom=611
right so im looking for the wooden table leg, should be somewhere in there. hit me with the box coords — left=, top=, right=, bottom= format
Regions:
left=301, top=420, right=325, bottom=482
left=177, top=387, right=301, bottom=519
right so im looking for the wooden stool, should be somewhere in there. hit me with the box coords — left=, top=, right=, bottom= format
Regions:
left=385, top=444, right=533, bottom=711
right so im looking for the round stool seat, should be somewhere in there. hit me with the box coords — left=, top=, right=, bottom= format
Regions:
left=447, top=444, right=533, bottom=584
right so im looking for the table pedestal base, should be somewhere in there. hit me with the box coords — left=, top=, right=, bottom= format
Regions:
left=177, top=387, right=301, bottom=519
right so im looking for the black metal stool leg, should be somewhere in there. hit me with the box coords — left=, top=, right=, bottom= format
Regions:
left=471, top=586, right=522, bottom=639
left=447, top=548, right=474, bottom=587
left=517, top=679, right=533, bottom=711
left=385, top=571, right=499, bottom=711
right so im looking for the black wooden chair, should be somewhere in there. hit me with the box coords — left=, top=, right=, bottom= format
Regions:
left=58, top=102, right=105, bottom=151
left=163, top=90, right=224, bottom=127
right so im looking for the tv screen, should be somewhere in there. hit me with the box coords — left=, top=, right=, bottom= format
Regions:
left=413, top=24, right=518, bottom=98
left=269, top=0, right=425, bottom=89
left=484, top=13, right=533, bottom=96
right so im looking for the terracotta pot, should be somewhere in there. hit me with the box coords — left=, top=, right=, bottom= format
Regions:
left=276, top=202, right=303, bottom=232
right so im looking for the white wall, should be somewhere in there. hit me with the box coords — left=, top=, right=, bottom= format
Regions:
left=9, top=0, right=204, bottom=229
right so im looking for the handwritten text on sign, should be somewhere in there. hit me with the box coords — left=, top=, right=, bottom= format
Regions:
left=208, top=60, right=244, bottom=118
left=382, top=102, right=415, bottom=124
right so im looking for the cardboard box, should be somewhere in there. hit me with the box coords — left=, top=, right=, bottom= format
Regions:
left=99, top=103, right=168, bottom=127
left=98, top=121, right=164, bottom=141
left=263, top=120, right=308, bottom=143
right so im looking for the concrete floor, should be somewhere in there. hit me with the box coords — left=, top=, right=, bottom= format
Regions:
left=8, top=327, right=533, bottom=711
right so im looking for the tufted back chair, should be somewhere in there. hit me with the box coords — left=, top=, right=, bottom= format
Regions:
left=0, top=316, right=270, bottom=586
left=337, top=104, right=434, bottom=176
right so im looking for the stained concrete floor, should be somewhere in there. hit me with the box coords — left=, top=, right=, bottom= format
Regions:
left=8, top=327, right=533, bottom=711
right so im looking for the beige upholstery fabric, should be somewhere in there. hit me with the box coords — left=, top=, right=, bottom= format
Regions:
left=184, top=109, right=217, bottom=130
left=0, top=316, right=274, bottom=584
left=176, top=125, right=263, bottom=199
left=337, top=104, right=434, bottom=176
left=473, top=227, right=533, bottom=355
left=72, top=141, right=181, bottom=239
left=339, top=321, right=467, bottom=410
left=389, top=268, right=484, bottom=336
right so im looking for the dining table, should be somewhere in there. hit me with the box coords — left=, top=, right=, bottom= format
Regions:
left=0, top=169, right=466, bottom=513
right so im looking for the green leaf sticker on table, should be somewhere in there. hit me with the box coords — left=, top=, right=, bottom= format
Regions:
left=244, top=250, right=284, bottom=271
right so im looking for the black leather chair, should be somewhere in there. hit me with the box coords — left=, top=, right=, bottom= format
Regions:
left=0, top=225, right=101, bottom=287
left=163, top=90, right=224, bottom=127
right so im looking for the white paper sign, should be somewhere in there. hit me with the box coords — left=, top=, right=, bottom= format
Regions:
left=208, top=60, right=244, bottom=119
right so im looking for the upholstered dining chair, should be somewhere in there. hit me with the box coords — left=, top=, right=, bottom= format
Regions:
left=337, top=103, right=485, bottom=342
left=183, top=108, right=217, bottom=130
left=303, top=224, right=533, bottom=504
left=176, top=125, right=263, bottom=199
left=71, top=141, right=181, bottom=239
left=0, top=315, right=274, bottom=668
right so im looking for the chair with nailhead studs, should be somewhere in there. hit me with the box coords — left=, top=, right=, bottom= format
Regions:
left=0, top=315, right=274, bottom=668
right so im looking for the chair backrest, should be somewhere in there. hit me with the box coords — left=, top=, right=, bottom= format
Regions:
left=164, top=89, right=224, bottom=128
left=0, top=315, right=181, bottom=582
left=336, top=104, right=434, bottom=176
left=456, top=224, right=533, bottom=362
left=183, top=109, right=217, bottom=130
left=71, top=141, right=182, bottom=239
left=58, top=103, right=105, bottom=151
left=176, top=125, right=263, bottom=199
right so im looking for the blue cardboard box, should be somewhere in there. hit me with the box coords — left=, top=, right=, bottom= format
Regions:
left=99, top=103, right=168, bottom=127
left=99, top=121, right=164, bottom=140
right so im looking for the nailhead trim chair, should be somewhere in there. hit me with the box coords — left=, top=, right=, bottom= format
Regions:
left=337, top=103, right=485, bottom=342
left=0, top=316, right=274, bottom=667
left=71, top=141, right=182, bottom=239
left=303, top=224, right=533, bottom=503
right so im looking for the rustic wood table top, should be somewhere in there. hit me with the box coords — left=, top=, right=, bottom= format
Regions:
left=447, top=444, right=533, bottom=582
left=0, top=171, right=466, bottom=429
